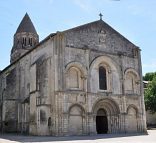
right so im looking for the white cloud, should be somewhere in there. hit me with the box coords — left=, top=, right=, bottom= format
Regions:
left=73, top=0, right=92, bottom=12
left=127, top=3, right=154, bottom=17
left=142, top=59, right=156, bottom=74
left=142, top=61, right=156, bottom=75
left=49, top=0, right=53, bottom=4
left=24, top=0, right=53, bottom=5
left=128, top=5, right=144, bottom=16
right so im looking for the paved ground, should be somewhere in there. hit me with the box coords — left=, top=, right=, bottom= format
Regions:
left=0, top=130, right=156, bottom=143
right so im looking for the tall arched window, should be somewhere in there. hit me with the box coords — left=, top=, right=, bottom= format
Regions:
left=22, top=37, right=26, bottom=46
left=29, top=38, right=33, bottom=46
left=99, top=66, right=107, bottom=90
left=69, top=67, right=79, bottom=88
left=125, top=70, right=140, bottom=94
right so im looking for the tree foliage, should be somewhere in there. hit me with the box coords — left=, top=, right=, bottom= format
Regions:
left=143, top=72, right=156, bottom=81
left=144, top=75, right=156, bottom=113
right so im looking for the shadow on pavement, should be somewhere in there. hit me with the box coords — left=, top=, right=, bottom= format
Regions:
left=0, top=132, right=148, bottom=142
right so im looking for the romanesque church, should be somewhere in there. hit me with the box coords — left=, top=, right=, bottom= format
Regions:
left=0, top=13, right=147, bottom=135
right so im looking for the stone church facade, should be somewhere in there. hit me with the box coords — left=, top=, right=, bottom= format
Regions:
left=0, top=14, right=147, bottom=135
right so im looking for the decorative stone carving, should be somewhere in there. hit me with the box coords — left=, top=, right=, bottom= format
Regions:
left=99, top=30, right=107, bottom=44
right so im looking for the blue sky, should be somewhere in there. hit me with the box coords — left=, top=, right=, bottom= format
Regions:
left=0, top=0, right=156, bottom=75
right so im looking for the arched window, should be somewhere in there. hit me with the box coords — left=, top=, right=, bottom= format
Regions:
left=99, top=66, right=107, bottom=90
left=29, top=38, right=33, bottom=46
left=22, top=38, right=24, bottom=45
left=125, top=74, right=134, bottom=91
left=48, top=117, right=52, bottom=127
left=66, top=62, right=87, bottom=91
left=22, top=37, right=26, bottom=46
left=69, top=67, right=79, bottom=88
left=125, top=70, right=140, bottom=94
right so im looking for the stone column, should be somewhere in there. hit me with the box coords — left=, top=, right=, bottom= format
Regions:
left=63, top=113, right=68, bottom=136
left=119, top=53, right=127, bottom=133
left=29, top=92, right=37, bottom=135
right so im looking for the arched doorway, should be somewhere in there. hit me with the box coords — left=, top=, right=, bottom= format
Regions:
left=96, top=108, right=108, bottom=134
left=93, top=98, right=120, bottom=134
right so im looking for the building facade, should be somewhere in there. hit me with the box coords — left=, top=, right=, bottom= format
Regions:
left=0, top=14, right=147, bottom=135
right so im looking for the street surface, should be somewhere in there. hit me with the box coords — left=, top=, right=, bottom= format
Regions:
left=0, top=130, right=155, bottom=143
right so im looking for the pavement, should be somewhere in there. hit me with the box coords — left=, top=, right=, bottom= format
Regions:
left=0, top=130, right=156, bottom=143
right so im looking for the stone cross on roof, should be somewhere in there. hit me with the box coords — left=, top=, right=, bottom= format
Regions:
left=99, top=13, right=103, bottom=20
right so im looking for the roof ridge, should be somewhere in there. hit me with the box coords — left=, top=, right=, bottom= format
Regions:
left=63, top=20, right=101, bottom=32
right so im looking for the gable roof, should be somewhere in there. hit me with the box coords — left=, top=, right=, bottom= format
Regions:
left=64, top=19, right=139, bottom=48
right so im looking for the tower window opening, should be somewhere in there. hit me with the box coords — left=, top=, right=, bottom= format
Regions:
left=29, top=38, right=33, bottom=46
left=22, top=37, right=26, bottom=46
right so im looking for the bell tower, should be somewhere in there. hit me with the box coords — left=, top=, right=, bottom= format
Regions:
left=11, top=13, right=39, bottom=63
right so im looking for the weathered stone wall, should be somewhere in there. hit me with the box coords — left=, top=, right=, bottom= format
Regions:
left=54, top=20, right=146, bottom=135
left=53, top=92, right=144, bottom=136
left=29, top=38, right=55, bottom=135
left=65, top=20, right=138, bottom=58
left=0, top=37, right=55, bottom=134
left=0, top=64, right=19, bottom=132
left=0, top=20, right=146, bottom=136
left=146, top=111, right=156, bottom=126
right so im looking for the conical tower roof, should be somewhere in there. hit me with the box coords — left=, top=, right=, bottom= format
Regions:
left=16, top=13, right=37, bottom=34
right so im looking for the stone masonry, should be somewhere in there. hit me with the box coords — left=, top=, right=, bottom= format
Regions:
left=0, top=14, right=147, bottom=136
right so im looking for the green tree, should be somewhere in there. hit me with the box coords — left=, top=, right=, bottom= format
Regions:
left=144, top=76, right=156, bottom=113
left=143, top=72, right=156, bottom=81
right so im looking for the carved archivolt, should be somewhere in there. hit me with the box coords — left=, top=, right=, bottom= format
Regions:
left=89, top=56, right=120, bottom=94
left=68, top=104, right=85, bottom=116
left=92, top=97, right=120, bottom=116
left=127, top=104, right=138, bottom=117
